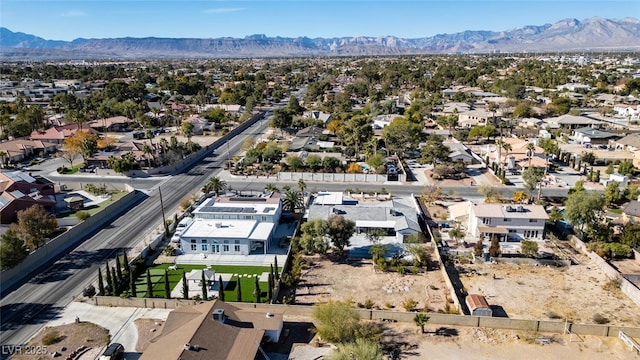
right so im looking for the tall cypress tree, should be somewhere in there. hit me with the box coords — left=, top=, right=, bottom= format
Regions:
left=201, top=270, right=208, bottom=300
left=236, top=277, right=242, bottom=302
left=270, top=264, right=274, bottom=280
left=123, top=252, right=130, bottom=272
left=274, top=257, right=279, bottom=280
left=254, top=276, right=261, bottom=303
left=267, top=273, right=273, bottom=303
left=146, top=269, right=153, bottom=298
left=182, top=272, right=189, bottom=300
left=218, top=275, right=225, bottom=301
left=110, top=267, right=119, bottom=296
left=98, top=267, right=105, bottom=296
left=130, top=271, right=137, bottom=297
left=115, top=255, right=123, bottom=282
left=105, top=262, right=113, bottom=295
left=164, top=270, right=171, bottom=299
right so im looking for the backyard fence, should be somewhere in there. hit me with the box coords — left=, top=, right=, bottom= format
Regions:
left=91, top=297, right=640, bottom=338
left=569, top=236, right=640, bottom=307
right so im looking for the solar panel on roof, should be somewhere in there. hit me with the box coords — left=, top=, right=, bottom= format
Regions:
left=0, top=196, right=9, bottom=208
left=263, top=207, right=275, bottom=213
left=241, top=208, right=257, bottom=213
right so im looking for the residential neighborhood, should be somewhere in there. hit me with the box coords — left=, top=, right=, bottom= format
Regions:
left=1, top=52, right=640, bottom=360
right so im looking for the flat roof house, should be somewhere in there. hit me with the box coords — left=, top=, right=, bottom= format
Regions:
left=178, top=194, right=282, bottom=256
left=306, top=192, right=422, bottom=243
left=468, top=203, right=548, bottom=241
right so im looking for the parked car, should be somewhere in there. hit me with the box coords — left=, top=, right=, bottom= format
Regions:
left=100, top=343, right=124, bottom=360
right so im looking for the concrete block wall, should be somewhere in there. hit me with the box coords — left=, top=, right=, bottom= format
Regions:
left=570, top=236, right=640, bottom=307
left=93, top=297, right=640, bottom=338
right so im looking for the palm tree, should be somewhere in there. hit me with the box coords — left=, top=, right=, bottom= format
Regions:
left=448, top=227, right=465, bottom=245
left=203, top=176, right=228, bottom=196
left=494, top=138, right=504, bottom=168
left=413, top=313, right=430, bottom=334
left=282, top=188, right=303, bottom=214
left=501, top=142, right=512, bottom=170
left=265, top=183, right=280, bottom=193
left=297, top=178, right=307, bottom=194
left=526, top=143, right=536, bottom=168
left=142, top=144, right=153, bottom=168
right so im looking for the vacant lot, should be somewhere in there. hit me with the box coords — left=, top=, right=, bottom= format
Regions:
left=295, top=256, right=451, bottom=312
left=12, top=322, right=109, bottom=360
left=458, top=258, right=640, bottom=326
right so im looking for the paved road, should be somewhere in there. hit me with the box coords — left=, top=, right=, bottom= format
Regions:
left=0, top=117, right=271, bottom=353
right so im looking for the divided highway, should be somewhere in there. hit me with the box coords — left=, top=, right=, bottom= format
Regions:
left=0, top=117, right=271, bottom=350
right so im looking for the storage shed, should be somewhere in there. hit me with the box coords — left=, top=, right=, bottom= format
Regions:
left=466, top=294, right=492, bottom=317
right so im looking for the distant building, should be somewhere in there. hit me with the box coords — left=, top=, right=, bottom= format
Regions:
left=306, top=192, right=422, bottom=243
left=468, top=203, right=548, bottom=241
left=0, top=171, right=55, bottom=223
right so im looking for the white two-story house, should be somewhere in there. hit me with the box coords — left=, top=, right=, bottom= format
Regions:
left=179, top=193, right=282, bottom=256
left=468, top=203, right=548, bottom=241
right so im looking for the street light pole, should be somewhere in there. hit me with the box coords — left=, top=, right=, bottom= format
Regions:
left=159, top=186, right=167, bottom=231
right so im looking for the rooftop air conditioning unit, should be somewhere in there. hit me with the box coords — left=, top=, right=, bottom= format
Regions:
left=212, top=308, right=225, bottom=323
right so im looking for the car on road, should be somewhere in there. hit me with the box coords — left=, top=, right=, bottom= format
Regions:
left=100, top=343, right=124, bottom=360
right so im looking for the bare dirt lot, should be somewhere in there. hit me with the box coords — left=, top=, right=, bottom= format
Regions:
left=387, top=321, right=637, bottom=360
left=458, top=258, right=640, bottom=326
left=12, top=322, right=109, bottom=360
left=295, top=256, right=451, bottom=313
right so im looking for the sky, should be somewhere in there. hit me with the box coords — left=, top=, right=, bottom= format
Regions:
left=1, top=0, right=639, bottom=41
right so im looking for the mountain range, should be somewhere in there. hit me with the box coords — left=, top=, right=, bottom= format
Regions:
left=1, top=17, right=639, bottom=60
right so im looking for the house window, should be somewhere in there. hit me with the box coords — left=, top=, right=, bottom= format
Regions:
left=234, top=245, right=241, bottom=252
left=529, top=219, right=537, bottom=223
left=234, top=240, right=240, bottom=244
left=201, top=239, right=207, bottom=243
left=224, top=240, right=229, bottom=244
left=503, top=218, right=511, bottom=222
left=201, top=244, right=208, bottom=251
left=223, top=245, right=229, bottom=252
left=190, top=240, right=196, bottom=243
left=509, top=229, right=517, bottom=233
left=482, top=218, right=491, bottom=225
left=244, top=215, right=252, bottom=220
left=191, top=244, right=197, bottom=251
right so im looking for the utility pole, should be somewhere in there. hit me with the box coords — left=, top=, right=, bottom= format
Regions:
left=159, top=186, right=167, bottom=231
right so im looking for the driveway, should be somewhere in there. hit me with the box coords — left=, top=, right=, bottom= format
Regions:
left=45, top=301, right=171, bottom=356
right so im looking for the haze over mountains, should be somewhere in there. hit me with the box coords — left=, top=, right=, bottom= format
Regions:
left=1, top=17, right=639, bottom=59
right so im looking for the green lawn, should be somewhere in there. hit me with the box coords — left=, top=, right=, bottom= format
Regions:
left=609, top=208, right=623, bottom=215
left=58, top=191, right=127, bottom=219
left=133, top=264, right=280, bottom=302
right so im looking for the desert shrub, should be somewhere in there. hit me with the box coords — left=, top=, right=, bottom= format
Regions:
left=42, top=330, right=62, bottom=345
left=546, top=311, right=562, bottom=319
left=383, top=301, right=394, bottom=309
left=396, top=264, right=405, bottom=275
left=401, top=298, right=418, bottom=312
left=363, top=299, right=375, bottom=309
left=76, top=211, right=91, bottom=221
left=592, top=313, right=610, bottom=324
